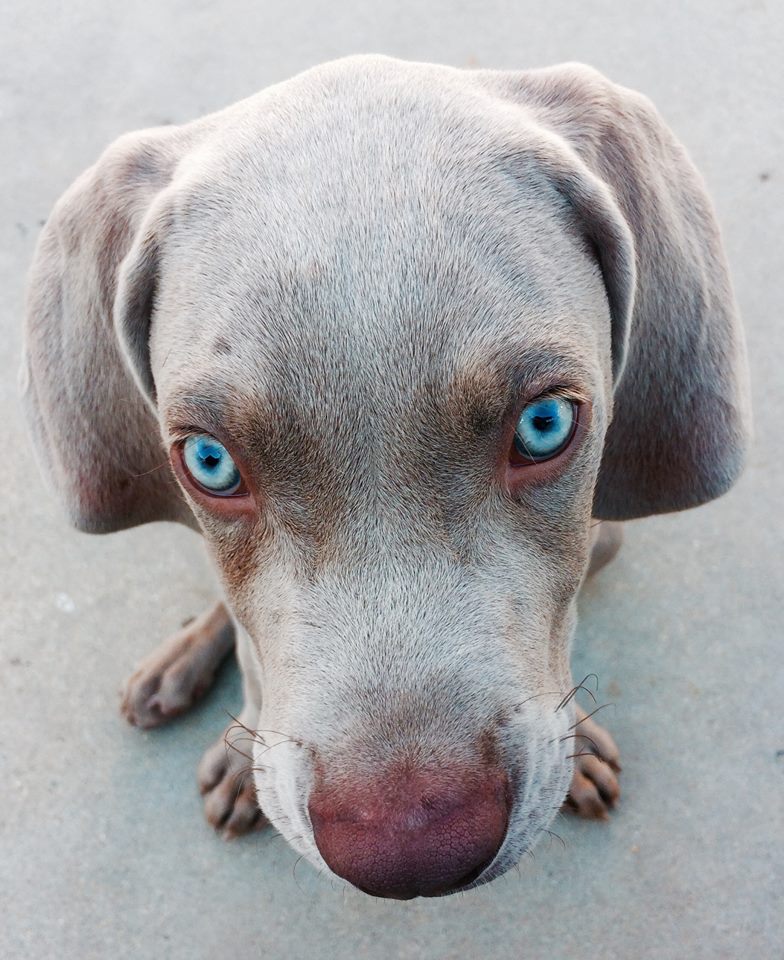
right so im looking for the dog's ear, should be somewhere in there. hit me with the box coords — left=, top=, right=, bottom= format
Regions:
left=482, top=64, right=752, bottom=519
left=21, top=126, right=200, bottom=532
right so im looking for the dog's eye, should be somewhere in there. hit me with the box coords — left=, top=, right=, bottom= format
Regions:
left=181, top=434, right=245, bottom=496
left=511, top=395, right=578, bottom=464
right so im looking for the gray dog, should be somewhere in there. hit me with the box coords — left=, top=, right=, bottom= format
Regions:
left=21, top=55, right=751, bottom=899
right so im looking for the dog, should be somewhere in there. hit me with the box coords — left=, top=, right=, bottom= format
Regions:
left=21, top=55, right=751, bottom=899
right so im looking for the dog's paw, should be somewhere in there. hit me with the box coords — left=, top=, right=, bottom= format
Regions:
left=563, top=706, right=621, bottom=820
left=121, top=603, right=234, bottom=729
left=197, top=725, right=266, bottom=839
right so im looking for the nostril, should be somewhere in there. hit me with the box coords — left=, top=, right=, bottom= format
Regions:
left=309, top=764, right=510, bottom=899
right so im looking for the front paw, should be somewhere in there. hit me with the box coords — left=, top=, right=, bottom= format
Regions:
left=121, top=604, right=233, bottom=729
left=197, top=723, right=266, bottom=839
left=563, top=706, right=621, bottom=820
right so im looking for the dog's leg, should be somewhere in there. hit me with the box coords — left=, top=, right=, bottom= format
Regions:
left=562, top=521, right=624, bottom=818
left=121, top=601, right=234, bottom=729
left=586, top=520, right=624, bottom=578
left=197, top=624, right=266, bottom=838
left=563, top=705, right=621, bottom=819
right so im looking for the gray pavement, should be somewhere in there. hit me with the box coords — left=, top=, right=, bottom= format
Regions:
left=1, top=2, right=782, bottom=958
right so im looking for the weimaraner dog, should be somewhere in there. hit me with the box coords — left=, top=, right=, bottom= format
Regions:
left=21, top=55, right=751, bottom=899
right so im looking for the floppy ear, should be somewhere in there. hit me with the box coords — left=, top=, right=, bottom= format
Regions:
left=485, top=63, right=752, bottom=519
left=21, top=126, right=199, bottom=532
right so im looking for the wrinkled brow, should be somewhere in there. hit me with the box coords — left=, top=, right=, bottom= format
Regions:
left=164, top=347, right=594, bottom=445
left=448, top=345, right=593, bottom=429
left=164, top=394, right=231, bottom=440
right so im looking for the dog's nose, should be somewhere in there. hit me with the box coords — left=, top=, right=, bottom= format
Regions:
left=308, top=763, right=510, bottom=899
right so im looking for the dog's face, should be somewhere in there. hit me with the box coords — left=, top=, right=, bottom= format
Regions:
left=148, top=77, right=614, bottom=892
left=22, top=56, right=750, bottom=898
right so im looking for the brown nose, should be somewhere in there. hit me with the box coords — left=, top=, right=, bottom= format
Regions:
left=308, top=763, right=510, bottom=899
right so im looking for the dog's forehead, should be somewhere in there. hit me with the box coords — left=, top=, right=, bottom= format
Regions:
left=154, top=205, right=609, bottom=400
left=156, top=290, right=605, bottom=456
left=159, top=58, right=597, bottom=314
left=153, top=57, right=611, bottom=433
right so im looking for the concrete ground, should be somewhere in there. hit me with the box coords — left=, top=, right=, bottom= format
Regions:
left=2, top=2, right=782, bottom=958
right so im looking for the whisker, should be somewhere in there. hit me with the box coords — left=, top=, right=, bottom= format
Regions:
left=224, top=712, right=302, bottom=748
left=225, top=732, right=284, bottom=753
left=557, top=732, right=600, bottom=752
left=508, top=689, right=573, bottom=711
left=221, top=736, right=255, bottom=762
left=125, top=458, right=171, bottom=479
left=509, top=671, right=602, bottom=716
left=567, top=702, right=614, bottom=731
left=224, top=764, right=252, bottom=794
left=544, top=828, right=567, bottom=848
left=555, top=673, right=599, bottom=711
left=292, top=854, right=309, bottom=894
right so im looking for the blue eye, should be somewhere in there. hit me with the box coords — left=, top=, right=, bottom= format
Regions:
left=513, top=395, right=577, bottom=463
left=182, top=434, right=243, bottom=495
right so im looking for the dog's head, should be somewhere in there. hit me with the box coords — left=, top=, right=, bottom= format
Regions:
left=22, top=56, right=750, bottom=897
